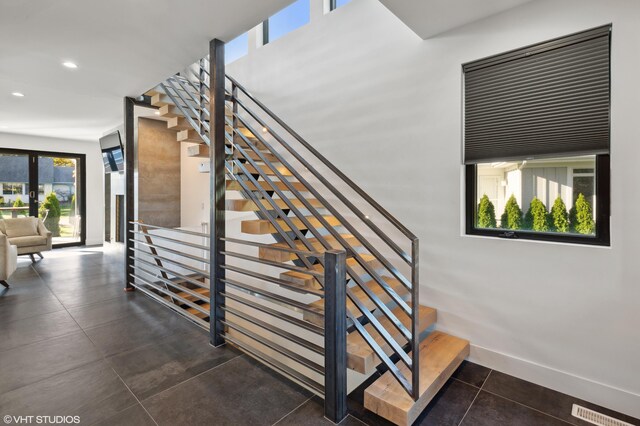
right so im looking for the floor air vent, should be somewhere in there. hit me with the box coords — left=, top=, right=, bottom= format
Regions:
left=571, top=404, right=634, bottom=426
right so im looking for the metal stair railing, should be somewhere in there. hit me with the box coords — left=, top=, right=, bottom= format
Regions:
left=154, top=56, right=421, bottom=402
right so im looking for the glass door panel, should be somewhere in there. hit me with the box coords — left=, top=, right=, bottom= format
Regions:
left=0, top=152, right=32, bottom=219
left=37, top=155, right=83, bottom=246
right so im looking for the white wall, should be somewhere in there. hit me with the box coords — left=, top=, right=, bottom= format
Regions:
left=227, top=0, right=640, bottom=417
left=0, top=132, right=104, bottom=245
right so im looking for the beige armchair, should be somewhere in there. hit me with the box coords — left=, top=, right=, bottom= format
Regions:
left=0, top=232, right=17, bottom=288
left=0, top=217, right=52, bottom=263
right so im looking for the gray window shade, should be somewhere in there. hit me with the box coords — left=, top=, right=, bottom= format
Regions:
left=463, top=25, right=611, bottom=164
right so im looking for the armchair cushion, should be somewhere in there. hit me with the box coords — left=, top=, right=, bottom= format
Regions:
left=9, top=235, right=48, bottom=248
left=2, top=217, right=39, bottom=238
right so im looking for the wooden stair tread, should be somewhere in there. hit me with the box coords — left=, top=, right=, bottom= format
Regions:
left=347, top=305, right=436, bottom=374
left=241, top=164, right=293, bottom=177
left=279, top=254, right=378, bottom=289
left=232, top=150, right=279, bottom=163
left=226, top=198, right=324, bottom=212
left=187, top=303, right=210, bottom=319
left=241, top=216, right=340, bottom=235
left=258, top=234, right=363, bottom=263
left=364, top=331, right=470, bottom=426
left=167, top=116, right=191, bottom=130
left=303, top=277, right=408, bottom=327
left=177, top=129, right=204, bottom=143
left=226, top=179, right=308, bottom=193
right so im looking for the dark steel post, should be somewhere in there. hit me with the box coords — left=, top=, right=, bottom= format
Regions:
left=411, top=238, right=420, bottom=399
left=324, top=250, right=347, bottom=423
left=124, top=97, right=135, bottom=292
left=209, top=39, right=226, bottom=346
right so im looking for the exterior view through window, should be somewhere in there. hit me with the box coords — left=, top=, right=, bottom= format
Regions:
left=475, top=156, right=596, bottom=236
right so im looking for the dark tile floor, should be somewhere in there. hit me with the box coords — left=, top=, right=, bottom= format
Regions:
left=0, top=245, right=638, bottom=426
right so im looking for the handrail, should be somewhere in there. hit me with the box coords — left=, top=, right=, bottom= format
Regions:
left=225, top=74, right=418, bottom=242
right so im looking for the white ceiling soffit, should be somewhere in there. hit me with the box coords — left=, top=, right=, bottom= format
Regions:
left=378, top=0, right=537, bottom=39
left=0, top=0, right=294, bottom=141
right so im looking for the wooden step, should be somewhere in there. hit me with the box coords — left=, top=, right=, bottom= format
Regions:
left=231, top=150, right=279, bottom=163
left=241, top=164, right=292, bottom=177
left=159, top=104, right=187, bottom=118
left=303, top=277, right=409, bottom=327
left=258, top=234, right=363, bottom=263
left=240, top=215, right=341, bottom=235
left=364, top=331, right=470, bottom=426
left=178, top=129, right=204, bottom=143
left=347, top=305, right=436, bottom=374
left=187, top=144, right=208, bottom=158
left=187, top=302, right=210, bottom=319
left=151, top=93, right=172, bottom=107
left=225, top=198, right=324, bottom=212
left=174, top=287, right=210, bottom=303
left=144, top=87, right=162, bottom=97
left=279, top=254, right=380, bottom=289
left=167, top=116, right=191, bottom=130
left=226, top=179, right=308, bottom=193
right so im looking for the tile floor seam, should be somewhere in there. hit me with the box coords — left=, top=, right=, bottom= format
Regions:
left=457, top=369, right=491, bottom=426
left=479, top=387, right=576, bottom=426
left=451, top=376, right=482, bottom=390
left=30, top=263, right=160, bottom=426
left=138, top=352, right=245, bottom=404
left=270, top=396, right=314, bottom=425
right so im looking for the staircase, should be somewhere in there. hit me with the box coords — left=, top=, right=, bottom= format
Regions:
left=131, top=50, right=469, bottom=426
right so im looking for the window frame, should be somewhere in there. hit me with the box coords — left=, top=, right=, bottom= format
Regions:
left=465, top=154, right=610, bottom=246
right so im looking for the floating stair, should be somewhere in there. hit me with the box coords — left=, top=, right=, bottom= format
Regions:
left=226, top=179, right=309, bottom=193
left=226, top=198, right=324, bottom=212
left=258, top=234, right=363, bottom=263
left=364, top=331, right=470, bottom=426
left=240, top=216, right=341, bottom=235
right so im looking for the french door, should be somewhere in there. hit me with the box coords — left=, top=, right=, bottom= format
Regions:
left=0, top=148, right=86, bottom=247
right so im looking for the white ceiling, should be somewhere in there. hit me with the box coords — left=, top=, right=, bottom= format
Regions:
left=378, top=0, right=537, bottom=39
left=0, top=0, right=293, bottom=141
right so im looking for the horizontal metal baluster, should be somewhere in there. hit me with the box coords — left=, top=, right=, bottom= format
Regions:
left=130, top=222, right=209, bottom=238
left=166, top=77, right=209, bottom=127
left=131, top=230, right=209, bottom=251
left=222, top=291, right=324, bottom=335
left=222, top=237, right=324, bottom=257
left=222, top=264, right=324, bottom=297
left=223, top=334, right=324, bottom=395
left=232, top=112, right=413, bottom=297
left=226, top=74, right=417, bottom=245
left=231, top=119, right=414, bottom=334
left=223, top=319, right=324, bottom=374
left=224, top=278, right=320, bottom=314
left=129, top=238, right=209, bottom=264
left=171, top=76, right=210, bottom=117
left=132, top=256, right=207, bottom=289
left=347, top=309, right=413, bottom=396
left=133, top=266, right=209, bottom=305
left=221, top=250, right=324, bottom=277
left=159, top=82, right=209, bottom=144
left=128, top=246, right=208, bottom=276
left=129, top=272, right=209, bottom=316
left=128, top=280, right=209, bottom=329
left=223, top=305, right=324, bottom=355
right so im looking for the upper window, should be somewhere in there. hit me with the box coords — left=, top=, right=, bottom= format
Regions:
left=330, top=0, right=352, bottom=10
left=226, top=33, right=249, bottom=64
left=266, top=0, right=310, bottom=44
left=464, top=25, right=611, bottom=246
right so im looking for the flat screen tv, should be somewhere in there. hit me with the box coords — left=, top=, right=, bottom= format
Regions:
left=99, top=131, right=124, bottom=173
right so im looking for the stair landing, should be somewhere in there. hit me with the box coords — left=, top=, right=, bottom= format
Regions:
left=363, top=331, right=469, bottom=426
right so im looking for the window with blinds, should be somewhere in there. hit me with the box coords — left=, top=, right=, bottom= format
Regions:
left=464, top=25, right=611, bottom=246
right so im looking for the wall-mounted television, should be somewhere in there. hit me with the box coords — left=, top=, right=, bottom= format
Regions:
left=99, top=131, right=124, bottom=173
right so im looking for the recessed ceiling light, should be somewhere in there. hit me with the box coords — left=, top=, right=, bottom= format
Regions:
left=62, top=61, right=78, bottom=69
left=11, top=92, right=24, bottom=97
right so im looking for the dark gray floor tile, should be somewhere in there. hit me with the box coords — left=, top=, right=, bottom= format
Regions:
left=67, top=293, right=165, bottom=329
left=0, top=360, right=136, bottom=425
left=107, top=330, right=240, bottom=400
left=84, top=308, right=200, bottom=357
left=460, top=391, right=568, bottom=426
left=143, top=355, right=312, bottom=426
left=44, top=272, right=123, bottom=291
left=53, top=282, right=126, bottom=308
left=92, top=404, right=157, bottom=426
left=0, top=331, right=102, bottom=394
left=276, top=396, right=366, bottom=426
left=414, top=379, right=480, bottom=425
left=451, top=361, right=492, bottom=388
left=0, top=309, right=81, bottom=352
left=0, top=278, right=53, bottom=304
left=483, top=370, right=640, bottom=426
left=0, top=292, right=65, bottom=323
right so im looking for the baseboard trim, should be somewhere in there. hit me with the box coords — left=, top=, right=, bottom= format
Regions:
left=469, top=344, right=640, bottom=419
